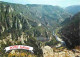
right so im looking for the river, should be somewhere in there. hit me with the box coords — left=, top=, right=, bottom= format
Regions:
left=53, top=31, right=66, bottom=47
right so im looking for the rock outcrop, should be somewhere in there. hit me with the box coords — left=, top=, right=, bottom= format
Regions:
left=41, top=46, right=53, bottom=57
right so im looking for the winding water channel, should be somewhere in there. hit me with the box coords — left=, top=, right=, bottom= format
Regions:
left=53, top=31, right=66, bottom=47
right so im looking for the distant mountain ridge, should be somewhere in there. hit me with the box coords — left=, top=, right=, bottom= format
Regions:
left=65, top=5, right=80, bottom=15
left=1, top=1, right=71, bottom=28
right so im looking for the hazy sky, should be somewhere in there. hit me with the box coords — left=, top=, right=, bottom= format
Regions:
left=0, top=0, right=80, bottom=7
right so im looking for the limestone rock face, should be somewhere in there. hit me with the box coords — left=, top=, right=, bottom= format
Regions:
left=42, top=46, right=53, bottom=57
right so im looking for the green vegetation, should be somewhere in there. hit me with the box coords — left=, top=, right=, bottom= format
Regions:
left=0, top=36, right=43, bottom=57
left=45, top=37, right=59, bottom=46
left=60, top=12, right=80, bottom=48
left=65, top=5, right=80, bottom=15
left=0, top=1, right=79, bottom=57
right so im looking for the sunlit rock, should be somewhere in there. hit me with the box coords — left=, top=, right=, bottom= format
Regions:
left=10, top=50, right=15, bottom=54
left=9, top=7, right=14, bottom=13
left=1, top=26, right=5, bottom=33
left=3, top=39, right=7, bottom=44
left=38, top=23, right=41, bottom=26
left=42, top=46, right=54, bottom=57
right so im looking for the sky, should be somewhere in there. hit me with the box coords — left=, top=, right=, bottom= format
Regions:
left=0, top=0, right=80, bottom=7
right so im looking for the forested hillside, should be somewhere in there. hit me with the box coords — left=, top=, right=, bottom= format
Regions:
left=60, top=12, right=80, bottom=48
left=0, top=1, right=80, bottom=57
left=65, top=5, right=80, bottom=15
left=0, top=1, right=71, bottom=41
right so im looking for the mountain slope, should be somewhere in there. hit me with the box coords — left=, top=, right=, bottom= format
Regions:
left=60, top=12, right=80, bottom=48
left=0, top=1, right=71, bottom=39
left=0, top=2, right=53, bottom=41
left=65, top=5, right=80, bottom=15
left=0, top=1, right=71, bottom=29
